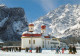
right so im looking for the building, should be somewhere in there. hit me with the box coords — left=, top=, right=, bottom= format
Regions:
left=21, top=23, right=66, bottom=49
left=0, top=39, right=4, bottom=48
left=69, top=42, right=80, bottom=50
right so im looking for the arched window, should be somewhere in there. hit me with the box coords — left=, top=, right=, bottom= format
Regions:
left=33, top=40, right=35, bottom=44
left=29, top=40, right=31, bottom=44
left=48, top=41, right=49, bottom=45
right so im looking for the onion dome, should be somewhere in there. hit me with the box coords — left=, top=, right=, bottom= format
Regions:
left=41, top=24, right=46, bottom=29
left=29, top=24, right=34, bottom=26
left=28, top=23, right=34, bottom=32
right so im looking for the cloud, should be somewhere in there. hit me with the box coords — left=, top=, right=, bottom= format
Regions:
left=35, top=0, right=80, bottom=12
left=40, top=0, right=55, bottom=12
left=35, top=0, right=55, bottom=12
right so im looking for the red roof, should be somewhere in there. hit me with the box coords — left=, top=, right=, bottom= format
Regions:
left=29, top=24, right=34, bottom=26
left=22, top=34, right=41, bottom=37
left=41, top=25, right=46, bottom=29
left=44, top=36, right=50, bottom=38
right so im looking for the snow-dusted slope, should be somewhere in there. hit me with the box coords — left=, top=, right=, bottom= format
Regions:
left=33, top=4, right=80, bottom=38
left=64, top=23, right=80, bottom=37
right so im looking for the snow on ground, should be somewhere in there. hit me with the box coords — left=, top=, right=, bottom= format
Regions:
left=0, top=50, right=80, bottom=56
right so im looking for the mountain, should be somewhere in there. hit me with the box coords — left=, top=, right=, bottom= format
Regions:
left=64, top=23, right=80, bottom=37
left=33, top=4, right=80, bottom=38
left=0, top=4, right=28, bottom=41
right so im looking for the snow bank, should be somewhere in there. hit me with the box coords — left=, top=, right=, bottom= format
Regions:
left=0, top=50, right=80, bottom=56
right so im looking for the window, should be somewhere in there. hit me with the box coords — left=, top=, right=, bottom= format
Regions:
left=43, top=31, right=44, bottom=33
left=48, top=41, right=49, bottom=45
left=31, top=28, right=32, bottom=29
left=43, top=41, right=44, bottom=44
left=43, top=41, right=44, bottom=48
left=33, top=40, right=35, bottom=44
left=29, top=40, right=31, bottom=44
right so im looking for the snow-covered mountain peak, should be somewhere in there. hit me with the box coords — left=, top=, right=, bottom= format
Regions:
left=0, top=4, right=5, bottom=7
left=33, top=4, right=80, bottom=38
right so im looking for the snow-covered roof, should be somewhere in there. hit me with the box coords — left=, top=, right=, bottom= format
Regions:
left=32, top=32, right=38, bottom=34
left=44, top=33, right=49, bottom=36
left=22, top=31, right=28, bottom=34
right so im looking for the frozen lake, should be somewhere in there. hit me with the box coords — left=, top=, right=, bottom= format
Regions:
left=0, top=50, right=80, bottom=56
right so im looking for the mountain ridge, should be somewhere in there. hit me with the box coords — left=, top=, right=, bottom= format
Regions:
left=33, top=4, right=80, bottom=38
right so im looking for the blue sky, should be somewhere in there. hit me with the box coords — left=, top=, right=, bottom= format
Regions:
left=0, top=0, right=80, bottom=22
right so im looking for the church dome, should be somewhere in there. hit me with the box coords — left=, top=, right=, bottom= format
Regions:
left=29, top=24, right=34, bottom=26
left=41, top=24, right=46, bottom=29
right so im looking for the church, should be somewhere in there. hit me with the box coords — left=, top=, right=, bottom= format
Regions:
left=21, top=23, right=66, bottom=49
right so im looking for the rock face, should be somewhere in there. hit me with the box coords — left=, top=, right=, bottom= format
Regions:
left=0, top=5, right=28, bottom=41
left=63, top=23, right=80, bottom=38
left=33, top=4, right=80, bottom=38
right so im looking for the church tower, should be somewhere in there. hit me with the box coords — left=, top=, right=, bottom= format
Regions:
left=41, top=24, right=46, bottom=34
left=28, top=23, right=34, bottom=32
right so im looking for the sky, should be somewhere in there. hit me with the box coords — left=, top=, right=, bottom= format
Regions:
left=0, top=0, right=80, bottom=22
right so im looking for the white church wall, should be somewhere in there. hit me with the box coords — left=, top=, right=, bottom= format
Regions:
left=21, top=37, right=43, bottom=49
left=32, top=38, right=42, bottom=49
left=21, top=38, right=31, bottom=49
